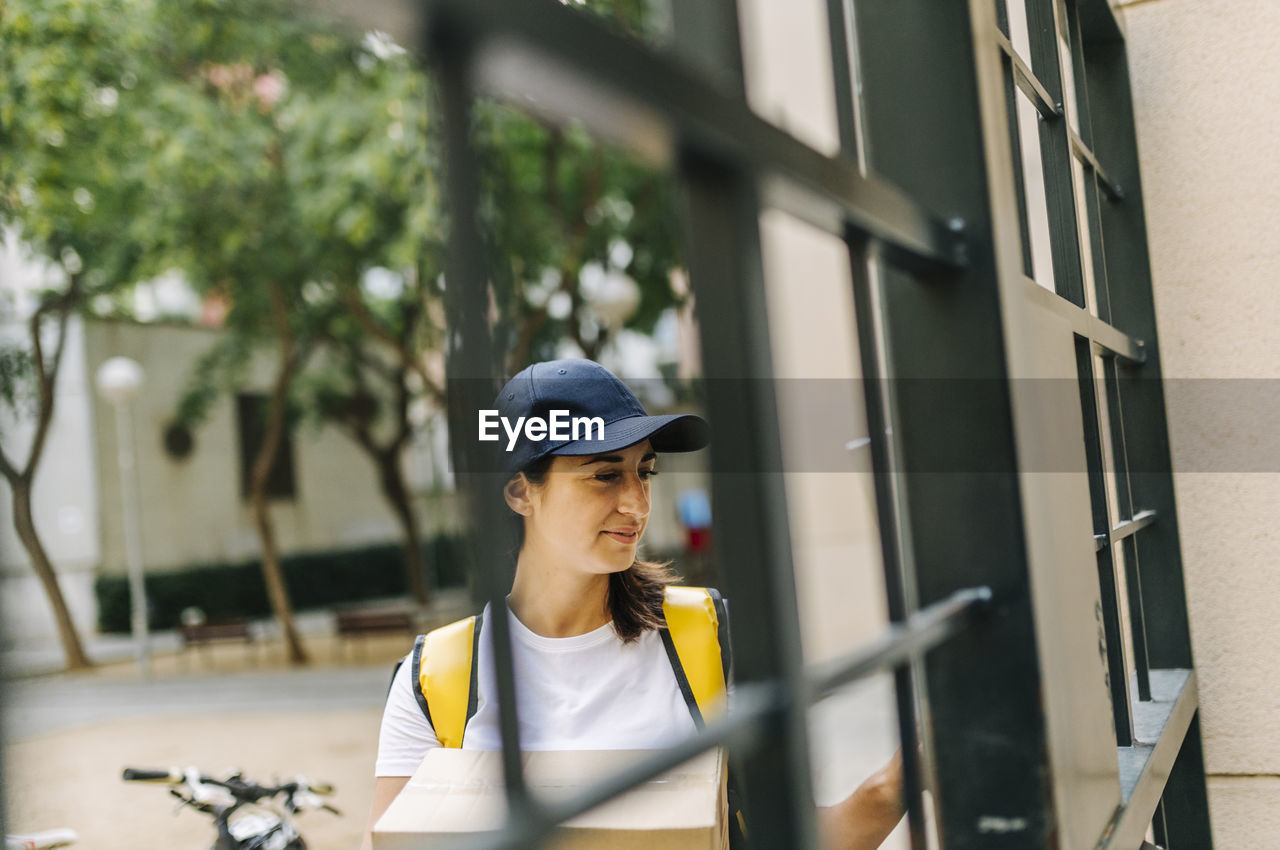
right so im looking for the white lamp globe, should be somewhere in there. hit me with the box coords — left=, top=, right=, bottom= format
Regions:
left=95, top=357, right=145, bottom=404
left=591, top=270, right=641, bottom=328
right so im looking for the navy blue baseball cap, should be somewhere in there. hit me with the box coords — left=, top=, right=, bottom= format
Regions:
left=494, top=359, right=709, bottom=474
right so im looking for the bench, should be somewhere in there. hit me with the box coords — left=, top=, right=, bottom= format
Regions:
left=334, top=608, right=416, bottom=658
left=178, top=618, right=256, bottom=667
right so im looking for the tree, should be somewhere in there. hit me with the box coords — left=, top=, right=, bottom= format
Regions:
left=137, top=0, right=374, bottom=664
left=474, top=1, right=688, bottom=372
left=0, top=0, right=156, bottom=670
left=152, top=1, right=457, bottom=637
left=285, top=38, right=447, bottom=606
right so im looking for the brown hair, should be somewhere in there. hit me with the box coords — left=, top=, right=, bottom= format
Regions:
left=513, top=454, right=676, bottom=644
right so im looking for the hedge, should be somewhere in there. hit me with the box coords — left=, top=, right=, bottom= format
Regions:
left=95, top=536, right=469, bottom=633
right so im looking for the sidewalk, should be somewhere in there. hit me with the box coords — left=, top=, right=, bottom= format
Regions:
left=3, top=591, right=474, bottom=850
left=1, top=588, right=475, bottom=679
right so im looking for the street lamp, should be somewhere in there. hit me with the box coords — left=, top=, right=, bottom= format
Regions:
left=588, top=269, right=641, bottom=329
left=95, top=356, right=150, bottom=678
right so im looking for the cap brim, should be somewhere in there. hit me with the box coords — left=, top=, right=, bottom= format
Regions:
left=549, top=413, right=709, bottom=457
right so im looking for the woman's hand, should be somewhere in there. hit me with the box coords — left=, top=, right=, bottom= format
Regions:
left=817, top=748, right=906, bottom=850
left=360, top=776, right=410, bottom=850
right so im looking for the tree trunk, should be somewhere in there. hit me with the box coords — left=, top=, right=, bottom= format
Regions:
left=377, top=451, right=431, bottom=606
left=249, top=328, right=308, bottom=665
left=10, top=477, right=92, bottom=670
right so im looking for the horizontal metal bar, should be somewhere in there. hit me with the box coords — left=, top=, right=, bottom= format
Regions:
left=1112, top=509, right=1157, bottom=544
left=1094, top=509, right=1157, bottom=550
left=993, top=27, right=1061, bottom=121
left=459, top=681, right=784, bottom=850
left=419, top=0, right=967, bottom=274
left=1069, top=125, right=1125, bottom=200
left=1022, top=276, right=1146, bottom=362
left=1097, top=669, right=1198, bottom=850
left=808, top=586, right=994, bottom=699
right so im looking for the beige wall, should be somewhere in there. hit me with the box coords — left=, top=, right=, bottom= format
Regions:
left=82, top=319, right=459, bottom=576
left=1118, top=0, right=1280, bottom=844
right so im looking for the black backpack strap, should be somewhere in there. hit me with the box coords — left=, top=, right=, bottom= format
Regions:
left=464, top=609, right=484, bottom=739
left=660, top=627, right=705, bottom=729
left=706, top=587, right=733, bottom=688
left=708, top=590, right=749, bottom=849
left=409, top=633, right=434, bottom=731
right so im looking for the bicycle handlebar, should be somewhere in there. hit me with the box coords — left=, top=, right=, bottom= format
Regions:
left=122, top=768, right=182, bottom=783
left=122, top=768, right=335, bottom=804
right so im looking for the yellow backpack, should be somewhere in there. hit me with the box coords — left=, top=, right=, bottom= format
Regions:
left=408, top=585, right=732, bottom=748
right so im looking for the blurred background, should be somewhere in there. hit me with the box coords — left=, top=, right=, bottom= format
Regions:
left=2, top=0, right=1277, bottom=847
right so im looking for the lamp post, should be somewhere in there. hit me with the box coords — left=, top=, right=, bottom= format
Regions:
left=95, top=357, right=150, bottom=678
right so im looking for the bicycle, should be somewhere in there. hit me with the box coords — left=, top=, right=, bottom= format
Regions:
left=122, top=766, right=338, bottom=850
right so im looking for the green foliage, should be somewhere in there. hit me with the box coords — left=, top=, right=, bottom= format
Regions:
left=173, top=328, right=255, bottom=428
left=94, top=536, right=469, bottom=632
left=0, top=346, right=36, bottom=415
left=0, top=0, right=155, bottom=294
left=476, top=104, right=685, bottom=367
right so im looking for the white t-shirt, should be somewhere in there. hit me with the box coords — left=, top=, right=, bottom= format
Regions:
left=375, top=601, right=698, bottom=776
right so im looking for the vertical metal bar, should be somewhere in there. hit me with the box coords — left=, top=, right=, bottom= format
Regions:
left=997, top=28, right=1037, bottom=280
left=1075, top=339, right=1134, bottom=743
left=669, top=4, right=818, bottom=845
left=824, top=0, right=861, bottom=163
left=680, top=156, right=819, bottom=850
left=1102, top=357, right=1152, bottom=702
left=1151, top=793, right=1170, bottom=845
left=1062, top=0, right=1114, bottom=322
left=1081, top=20, right=1213, bottom=846
left=850, top=0, right=1057, bottom=845
left=834, top=0, right=923, bottom=831
left=828, top=1, right=927, bottom=842
left=1024, top=0, right=1092, bottom=309
left=430, top=27, right=531, bottom=814
left=1083, top=19, right=1196, bottom=675
left=840, top=4, right=930, bottom=792
left=1158, top=713, right=1213, bottom=847
left=1120, top=534, right=1153, bottom=702
left=849, top=242, right=930, bottom=850
left=995, top=0, right=1039, bottom=282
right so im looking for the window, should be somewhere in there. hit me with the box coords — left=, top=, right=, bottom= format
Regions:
left=234, top=393, right=297, bottom=501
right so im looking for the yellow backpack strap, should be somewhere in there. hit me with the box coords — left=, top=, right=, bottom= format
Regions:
left=411, top=611, right=484, bottom=748
left=661, top=585, right=731, bottom=725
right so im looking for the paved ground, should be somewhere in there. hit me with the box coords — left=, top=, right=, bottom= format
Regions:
left=1, top=596, right=472, bottom=850
left=5, top=664, right=395, bottom=740
left=2, top=633, right=422, bottom=850
left=2, top=594, right=910, bottom=850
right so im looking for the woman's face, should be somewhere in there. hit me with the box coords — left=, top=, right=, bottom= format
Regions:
left=511, top=440, right=657, bottom=575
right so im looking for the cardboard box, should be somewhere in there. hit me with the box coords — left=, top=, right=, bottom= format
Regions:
left=373, top=747, right=728, bottom=850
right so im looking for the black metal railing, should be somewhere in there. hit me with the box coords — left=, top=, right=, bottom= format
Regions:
left=408, top=0, right=1217, bottom=845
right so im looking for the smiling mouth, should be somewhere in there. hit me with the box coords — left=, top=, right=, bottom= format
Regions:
left=603, top=530, right=640, bottom=544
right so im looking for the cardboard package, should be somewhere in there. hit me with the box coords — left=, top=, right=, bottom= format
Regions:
left=373, top=747, right=728, bottom=850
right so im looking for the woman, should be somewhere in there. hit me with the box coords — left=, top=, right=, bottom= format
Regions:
left=362, top=359, right=905, bottom=850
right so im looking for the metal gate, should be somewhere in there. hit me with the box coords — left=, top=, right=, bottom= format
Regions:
left=400, top=0, right=1216, bottom=846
